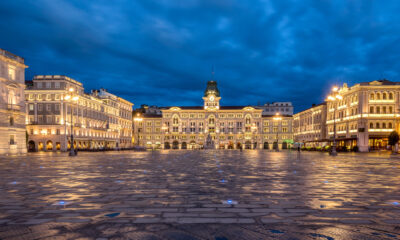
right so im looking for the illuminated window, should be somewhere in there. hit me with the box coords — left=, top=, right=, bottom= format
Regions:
left=8, top=66, right=16, bottom=80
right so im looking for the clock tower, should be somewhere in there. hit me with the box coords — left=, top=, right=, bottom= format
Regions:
left=203, top=80, right=221, bottom=110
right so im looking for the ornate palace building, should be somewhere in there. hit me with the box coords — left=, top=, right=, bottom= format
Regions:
left=25, top=75, right=133, bottom=152
left=325, top=80, right=400, bottom=152
left=134, top=80, right=294, bottom=150
left=293, top=103, right=327, bottom=147
left=293, top=79, right=400, bottom=152
left=0, top=49, right=28, bottom=154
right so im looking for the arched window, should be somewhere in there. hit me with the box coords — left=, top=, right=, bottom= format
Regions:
left=376, top=123, right=380, bottom=128
left=389, top=92, right=394, bottom=100
left=8, top=89, right=16, bottom=105
left=245, top=116, right=251, bottom=124
left=377, top=93, right=381, bottom=100
left=389, top=122, right=393, bottom=128
left=382, top=123, right=386, bottom=128
left=389, top=106, right=393, bottom=114
left=383, top=92, right=387, bottom=100
left=173, top=117, right=179, bottom=125
left=376, top=106, right=380, bottom=114
left=370, top=93, right=374, bottom=100
left=209, top=117, right=214, bottom=125
left=370, top=123, right=374, bottom=129
left=383, top=106, right=387, bottom=114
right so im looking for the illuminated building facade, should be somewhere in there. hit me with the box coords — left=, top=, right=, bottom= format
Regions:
left=256, top=102, right=294, bottom=115
left=135, top=80, right=294, bottom=150
left=293, top=103, right=327, bottom=147
left=0, top=49, right=28, bottom=154
left=25, top=75, right=133, bottom=151
left=326, top=80, right=400, bottom=152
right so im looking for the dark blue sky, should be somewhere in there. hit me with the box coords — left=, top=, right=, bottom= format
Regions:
left=1, top=0, right=399, bottom=112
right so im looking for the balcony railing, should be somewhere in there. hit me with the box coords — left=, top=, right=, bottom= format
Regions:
left=7, top=104, right=21, bottom=111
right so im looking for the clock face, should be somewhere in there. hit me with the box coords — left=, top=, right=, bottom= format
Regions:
left=210, top=96, right=215, bottom=101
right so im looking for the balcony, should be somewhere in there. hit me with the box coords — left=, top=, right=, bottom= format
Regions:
left=7, top=104, right=21, bottom=111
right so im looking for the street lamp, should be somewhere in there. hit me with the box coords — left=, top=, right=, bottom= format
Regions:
left=133, top=114, right=143, bottom=147
left=65, top=88, right=79, bottom=156
left=273, top=112, right=282, bottom=152
left=326, top=86, right=342, bottom=156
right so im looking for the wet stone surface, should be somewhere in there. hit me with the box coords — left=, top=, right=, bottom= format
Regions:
left=0, top=150, right=400, bottom=239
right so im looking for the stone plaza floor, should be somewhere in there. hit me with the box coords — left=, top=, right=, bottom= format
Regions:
left=0, top=150, right=400, bottom=239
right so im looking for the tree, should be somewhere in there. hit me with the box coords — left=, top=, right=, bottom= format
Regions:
left=388, top=131, right=399, bottom=154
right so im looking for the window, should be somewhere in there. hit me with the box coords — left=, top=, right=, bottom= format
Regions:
left=56, top=129, right=60, bottom=135
left=389, top=122, right=393, bottom=128
left=9, top=135, right=15, bottom=145
left=376, top=123, right=380, bottom=128
left=46, top=82, right=51, bottom=88
left=8, top=66, right=16, bottom=80
left=55, top=82, right=60, bottom=88
left=376, top=106, right=380, bottom=114
left=29, top=104, right=34, bottom=111
left=389, top=106, right=393, bottom=114
left=382, top=123, right=386, bottom=128
left=38, top=104, right=43, bottom=111
left=55, top=104, right=60, bottom=111
left=370, top=93, right=374, bottom=100
left=370, top=123, right=373, bottom=129
left=383, top=106, right=387, bottom=114
left=46, top=104, right=51, bottom=111
left=369, top=106, right=374, bottom=113
left=389, top=92, right=393, bottom=100
left=37, top=82, right=42, bottom=88
left=7, top=89, right=16, bottom=105
left=377, top=93, right=381, bottom=100
left=9, top=116, right=14, bottom=126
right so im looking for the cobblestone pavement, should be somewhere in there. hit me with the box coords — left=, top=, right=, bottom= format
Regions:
left=0, top=150, right=400, bottom=239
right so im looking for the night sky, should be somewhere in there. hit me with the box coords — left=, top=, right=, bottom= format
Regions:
left=1, top=1, right=399, bottom=112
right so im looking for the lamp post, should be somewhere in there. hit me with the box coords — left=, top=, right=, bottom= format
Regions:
left=65, top=87, right=79, bottom=156
left=273, top=113, right=282, bottom=152
left=326, top=86, right=342, bottom=156
left=133, top=114, right=143, bottom=147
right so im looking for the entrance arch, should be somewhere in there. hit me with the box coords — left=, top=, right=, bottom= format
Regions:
left=172, top=141, right=179, bottom=149
left=164, top=142, right=170, bottom=149
left=181, top=142, right=187, bottom=149
left=282, top=142, right=288, bottom=149
left=28, top=140, right=35, bottom=152
left=236, top=142, right=242, bottom=149
left=264, top=142, right=269, bottom=150
left=46, top=140, right=53, bottom=150
left=228, top=142, right=234, bottom=149
left=245, top=141, right=252, bottom=149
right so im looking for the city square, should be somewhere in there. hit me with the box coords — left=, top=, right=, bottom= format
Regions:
left=1, top=150, right=399, bottom=239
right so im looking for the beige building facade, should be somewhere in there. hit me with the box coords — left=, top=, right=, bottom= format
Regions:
left=25, top=76, right=133, bottom=152
left=293, top=103, right=327, bottom=147
left=0, top=49, right=28, bottom=154
left=326, top=80, right=400, bottom=152
left=135, top=81, right=294, bottom=150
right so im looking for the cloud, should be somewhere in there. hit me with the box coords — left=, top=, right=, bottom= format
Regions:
left=0, top=0, right=399, bottom=112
